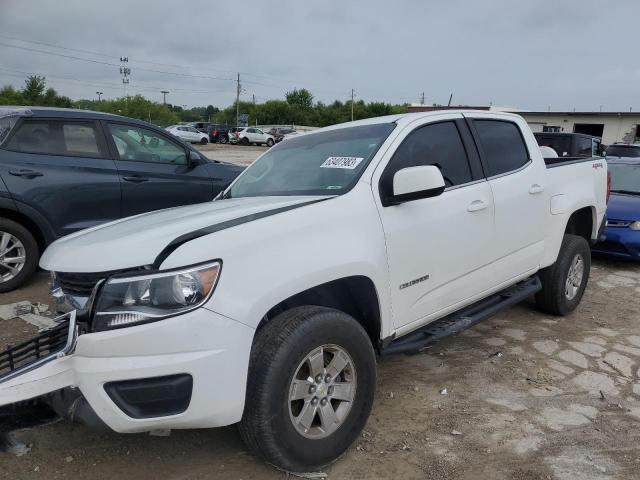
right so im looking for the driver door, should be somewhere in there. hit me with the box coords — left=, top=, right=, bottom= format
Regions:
left=105, top=121, right=217, bottom=216
left=374, top=117, right=496, bottom=331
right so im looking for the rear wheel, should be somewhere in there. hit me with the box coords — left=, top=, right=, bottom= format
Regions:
left=240, top=137, right=249, bottom=146
left=200, top=137, right=208, bottom=145
left=266, top=138, right=274, bottom=147
left=239, top=306, right=376, bottom=472
left=536, top=234, right=591, bottom=315
left=219, top=135, right=228, bottom=144
left=0, top=218, right=39, bottom=293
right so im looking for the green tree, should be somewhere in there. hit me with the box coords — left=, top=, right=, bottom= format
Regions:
left=22, top=75, right=46, bottom=103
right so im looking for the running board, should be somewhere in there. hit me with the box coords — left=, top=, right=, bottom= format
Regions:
left=381, top=276, right=541, bottom=355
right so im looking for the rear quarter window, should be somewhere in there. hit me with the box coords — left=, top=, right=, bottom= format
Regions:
left=474, top=120, right=530, bottom=176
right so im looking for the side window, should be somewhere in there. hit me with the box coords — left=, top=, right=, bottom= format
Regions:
left=576, top=137, right=592, bottom=157
left=473, top=120, right=529, bottom=176
left=381, top=121, right=473, bottom=197
left=107, top=123, right=187, bottom=165
left=7, top=120, right=103, bottom=157
left=247, top=128, right=256, bottom=134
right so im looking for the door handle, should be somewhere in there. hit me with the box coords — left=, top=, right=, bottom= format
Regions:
left=122, top=175, right=149, bottom=183
left=467, top=200, right=488, bottom=212
left=8, top=169, right=43, bottom=179
left=529, top=184, right=544, bottom=194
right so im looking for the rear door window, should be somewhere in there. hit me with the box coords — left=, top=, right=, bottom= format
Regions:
left=6, top=120, right=104, bottom=157
left=473, top=120, right=530, bottom=176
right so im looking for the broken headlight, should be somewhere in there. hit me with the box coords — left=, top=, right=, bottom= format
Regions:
left=92, top=261, right=221, bottom=331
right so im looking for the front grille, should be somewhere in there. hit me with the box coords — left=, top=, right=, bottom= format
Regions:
left=55, top=267, right=146, bottom=296
left=0, top=314, right=74, bottom=381
left=595, top=241, right=628, bottom=254
left=607, top=219, right=631, bottom=228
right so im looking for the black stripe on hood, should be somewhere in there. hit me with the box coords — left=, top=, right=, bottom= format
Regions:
left=153, top=198, right=329, bottom=268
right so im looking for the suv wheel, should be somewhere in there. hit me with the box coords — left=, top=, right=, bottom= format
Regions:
left=535, top=234, right=591, bottom=315
left=0, top=218, right=39, bottom=293
left=200, top=137, right=208, bottom=145
left=219, top=135, right=228, bottom=144
left=266, top=138, right=274, bottom=147
left=240, top=137, right=250, bottom=146
left=239, top=306, right=376, bottom=472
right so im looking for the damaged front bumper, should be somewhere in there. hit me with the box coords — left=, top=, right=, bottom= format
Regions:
left=0, top=307, right=255, bottom=433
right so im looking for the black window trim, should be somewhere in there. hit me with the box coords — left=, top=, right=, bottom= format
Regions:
left=465, top=117, right=532, bottom=180
left=102, top=119, right=190, bottom=166
left=1, top=117, right=110, bottom=160
left=379, top=118, right=484, bottom=206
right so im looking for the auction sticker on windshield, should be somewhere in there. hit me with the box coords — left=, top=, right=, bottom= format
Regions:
left=321, top=156, right=364, bottom=169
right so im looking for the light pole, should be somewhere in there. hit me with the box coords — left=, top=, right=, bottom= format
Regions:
left=96, top=91, right=103, bottom=102
left=161, top=90, right=169, bottom=105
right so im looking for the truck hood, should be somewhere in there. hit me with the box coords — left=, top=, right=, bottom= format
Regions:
left=40, top=196, right=327, bottom=273
left=606, top=193, right=640, bottom=222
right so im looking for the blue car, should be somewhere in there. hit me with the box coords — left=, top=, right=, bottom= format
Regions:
left=593, top=157, right=640, bottom=259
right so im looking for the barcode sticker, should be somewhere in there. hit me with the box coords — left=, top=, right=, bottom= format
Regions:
left=320, top=156, right=364, bottom=169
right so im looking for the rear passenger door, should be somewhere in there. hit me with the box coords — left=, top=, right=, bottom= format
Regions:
left=375, top=116, right=496, bottom=329
left=467, top=115, right=546, bottom=282
left=0, top=118, right=121, bottom=237
left=105, top=122, right=219, bottom=217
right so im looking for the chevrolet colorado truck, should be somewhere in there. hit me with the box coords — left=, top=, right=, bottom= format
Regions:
left=0, top=111, right=608, bottom=472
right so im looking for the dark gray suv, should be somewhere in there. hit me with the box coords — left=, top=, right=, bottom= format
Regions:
left=0, top=107, right=243, bottom=292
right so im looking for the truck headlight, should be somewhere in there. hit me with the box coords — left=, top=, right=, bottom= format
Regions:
left=630, top=221, right=640, bottom=231
left=92, top=261, right=221, bottom=331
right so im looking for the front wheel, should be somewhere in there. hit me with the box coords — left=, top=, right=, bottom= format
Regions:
left=239, top=306, right=376, bottom=472
left=535, top=234, right=591, bottom=315
left=0, top=218, right=39, bottom=293
left=266, top=138, right=274, bottom=147
left=240, top=137, right=249, bottom=146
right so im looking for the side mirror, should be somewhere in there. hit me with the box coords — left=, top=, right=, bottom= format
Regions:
left=188, top=149, right=205, bottom=165
left=389, top=165, right=445, bottom=204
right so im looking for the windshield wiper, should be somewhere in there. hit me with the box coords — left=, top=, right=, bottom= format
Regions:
left=611, top=189, right=640, bottom=195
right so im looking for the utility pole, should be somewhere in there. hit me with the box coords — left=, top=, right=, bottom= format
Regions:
left=252, top=94, right=255, bottom=105
left=420, top=92, right=425, bottom=105
left=119, top=57, right=130, bottom=97
left=96, top=91, right=103, bottom=102
left=161, top=90, right=169, bottom=105
left=447, top=93, right=453, bottom=107
left=236, top=73, right=241, bottom=126
left=351, top=88, right=355, bottom=122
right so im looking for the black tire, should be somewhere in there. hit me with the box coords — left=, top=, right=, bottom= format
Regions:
left=239, top=306, right=376, bottom=472
left=535, top=234, right=591, bottom=316
left=240, top=137, right=249, bottom=146
left=266, top=138, right=274, bottom=147
left=0, top=218, right=39, bottom=293
left=200, top=137, right=208, bottom=145
left=219, top=135, right=228, bottom=144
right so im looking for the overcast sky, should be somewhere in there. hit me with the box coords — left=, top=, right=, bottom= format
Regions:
left=0, top=0, right=638, bottom=111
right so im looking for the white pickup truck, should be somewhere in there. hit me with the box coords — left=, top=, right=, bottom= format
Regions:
left=0, top=111, right=608, bottom=472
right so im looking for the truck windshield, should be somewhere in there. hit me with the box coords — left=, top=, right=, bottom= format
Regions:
left=608, top=163, right=640, bottom=195
left=226, top=123, right=396, bottom=198
left=606, top=145, right=640, bottom=158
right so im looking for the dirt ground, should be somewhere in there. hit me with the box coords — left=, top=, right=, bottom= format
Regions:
left=0, top=258, right=638, bottom=480
left=198, top=142, right=267, bottom=166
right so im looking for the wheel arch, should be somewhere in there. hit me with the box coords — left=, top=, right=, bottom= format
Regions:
left=0, top=206, right=50, bottom=254
left=564, top=205, right=596, bottom=243
left=257, top=275, right=382, bottom=349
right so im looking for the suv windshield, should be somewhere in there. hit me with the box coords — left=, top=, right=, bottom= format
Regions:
left=606, top=145, right=640, bottom=158
left=608, top=162, right=640, bottom=195
left=226, top=123, right=395, bottom=198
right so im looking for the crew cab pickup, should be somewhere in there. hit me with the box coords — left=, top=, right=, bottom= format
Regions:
left=0, top=111, right=608, bottom=473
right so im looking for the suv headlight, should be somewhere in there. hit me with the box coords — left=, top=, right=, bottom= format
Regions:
left=630, top=221, right=640, bottom=231
left=92, top=261, right=221, bottom=332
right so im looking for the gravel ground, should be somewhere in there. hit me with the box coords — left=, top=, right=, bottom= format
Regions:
left=197, top=142, right=267, bottom=166
left=1, top=258, right=639, bottom=479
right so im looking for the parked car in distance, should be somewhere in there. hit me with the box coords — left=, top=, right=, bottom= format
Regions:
left=0, top=107, right=243, bottom=292
left=267, top=127, right=298, bottom=143
left=593, top=157, right=640, bottom=259
left=605, top=143, right=640, bottom=159
left=3, top=111, right=607, bottom=473
left=205, top=124, right=230, bottom=144
left=166, top=125, right=209, bottom=144
left=534, top=132, right=602, bottom=158
left=229, top=127, right=274, bottom=146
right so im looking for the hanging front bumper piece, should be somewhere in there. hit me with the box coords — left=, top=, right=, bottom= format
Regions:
left=0, top=311, right=77, bottom=384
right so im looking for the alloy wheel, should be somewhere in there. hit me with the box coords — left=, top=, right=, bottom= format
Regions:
left=0, top=231, right=26, bottom=283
